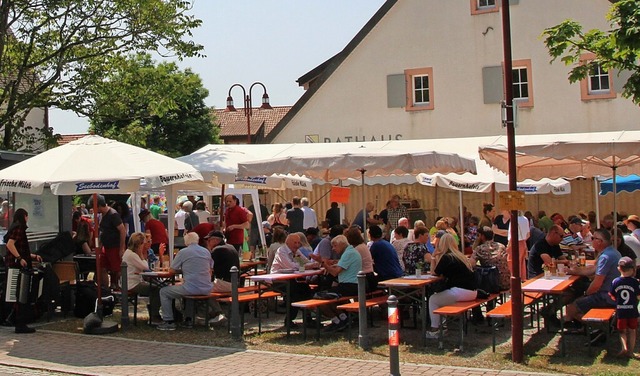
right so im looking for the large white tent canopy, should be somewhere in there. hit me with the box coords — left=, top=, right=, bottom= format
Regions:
left=177, top=144, right=312, bottom=190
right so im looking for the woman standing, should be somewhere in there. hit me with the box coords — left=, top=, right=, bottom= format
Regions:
left=5, top=208, right=42, bottom=333
left=479, top=203, right=495, bottom=230
left=492, top=209, right=510, bottom=246
left=426, top=233, right=477, bottom=339
left=122, top=232, right=161, bottom=325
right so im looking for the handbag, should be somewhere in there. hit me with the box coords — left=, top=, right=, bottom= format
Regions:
left=474, top=266, right=500, bottom=294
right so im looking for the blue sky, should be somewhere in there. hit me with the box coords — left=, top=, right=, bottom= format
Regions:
left=50, top=0, right=387, bottom=134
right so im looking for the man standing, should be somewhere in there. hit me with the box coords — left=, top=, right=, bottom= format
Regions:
left=386, top=195, right=408, bottom=235
left=174, top=201, right=187, bottom=236
left=353, top=202, right=382, bottom=232
left=223, top=194, right=250, bottom=252
left=300, top=197, right=318, bottom=230
left=139, top=209, right=168, bottom=256
left=91, top=195, right=126, bottom=291
left=204, top=230, right=239, bottom=325
left=368, top=226, right=403, bottom=282
left=158, top=232, right=213, bottom=331
left=286, top=196, right=305, bottom=233
left=563, top=228, right=621, bottom=329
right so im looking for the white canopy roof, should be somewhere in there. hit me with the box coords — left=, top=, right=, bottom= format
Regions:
left=236, top=139, right=478, bottom=181
left=0, top=135, right=203, bottom=195
left=177, top=144, right=312, bottom=190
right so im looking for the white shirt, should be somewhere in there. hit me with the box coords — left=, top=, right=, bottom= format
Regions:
left=508, top=215, right=530, bottom=241
left=195, top=210, right=210, bottom=224
left=175, top=209, right=187, bottom=230
left=301, top=206, right=318, bottom=229
left=122, top=249, right=149, bottom=290
left=271, top=245, right=310, bottom=273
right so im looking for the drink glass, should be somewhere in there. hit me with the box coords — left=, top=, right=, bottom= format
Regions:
left=557, top=263, right=565, bottom=276
left=415, top=269, right=422, bottom=278
left=298, top=264, right=305, bottom=273
left=544, top=269, right=551, bottom=279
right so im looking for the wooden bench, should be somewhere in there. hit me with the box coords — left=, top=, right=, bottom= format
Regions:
left=292, top=295, right=356, bottom=340
left=581, top=307, right=616, bottom=355
left=293, top=290, right=387, bottom=341
left=183, top=285, right=266, bottom=327
left=432, top=294, right=499, bottom=351
left=337, top=295, right=389, bottom=342
left=217, top=291, right=282, bottom=334
left=485, top=292, right=544, bottom=352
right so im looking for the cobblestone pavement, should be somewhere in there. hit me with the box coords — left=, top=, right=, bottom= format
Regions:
left=0, top=328, right=563, bottom=375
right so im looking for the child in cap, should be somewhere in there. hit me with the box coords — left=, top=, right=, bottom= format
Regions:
left=609, top=256, right=640, bottom=358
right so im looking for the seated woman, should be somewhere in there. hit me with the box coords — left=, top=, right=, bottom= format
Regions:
left=266, top=227, right=287, bottom=273
left=122, top=232, right=162, bottom=325
left=72, top=211, right=92, bottom=255
left=345, top=227, right=377, bottom=292
left=295, top=231, right=314, bottom=258
left=426, top=233, right=478, bottom=339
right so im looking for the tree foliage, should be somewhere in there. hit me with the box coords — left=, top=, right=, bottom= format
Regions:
left=0, top=0, right=203, bottom=151
left=90, top=53, right=218, bottom=157
left=542, top=0, right=640, bottom=105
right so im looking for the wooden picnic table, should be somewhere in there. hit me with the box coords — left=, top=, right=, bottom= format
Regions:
left=522, top=273, right=580, bottom=356
left=378, top=275, right=443, bottom=347
left=249, top=269, right=324, bottom=336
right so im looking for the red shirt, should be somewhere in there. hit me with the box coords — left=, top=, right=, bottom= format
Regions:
left=146, top=218, right=168, bottom=245
left=224, top=205, right=248, bottom=245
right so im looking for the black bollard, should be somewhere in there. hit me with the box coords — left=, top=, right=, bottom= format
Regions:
left=357, top=271, right=369, bottom=350
left=230, top=266, right=241, bottom=340
left=388, top=295, right=400, bottom=376
left=120, top=261, right=129, bottom=328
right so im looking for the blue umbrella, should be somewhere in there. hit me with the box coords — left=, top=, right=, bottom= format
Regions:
left=600, top=174, right=640, bottom=195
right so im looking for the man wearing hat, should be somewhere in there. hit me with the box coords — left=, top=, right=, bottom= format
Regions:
left=625, top=214, right=640, bottom=242
left=140, top=209, right=168, bottom=256
left=204, top=231, right=239, bottom=325
left=560, top=216, right=588, bottom=252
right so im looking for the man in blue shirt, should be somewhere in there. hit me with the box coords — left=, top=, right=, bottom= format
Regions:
left=564, top=228, right=621, bottom=329
left=368, top=225, right=403, bottom=282
left=157, top=232, right=213, bottom=331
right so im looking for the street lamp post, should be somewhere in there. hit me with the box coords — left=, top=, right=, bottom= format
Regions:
left=226, top=82, right=272, bottom=144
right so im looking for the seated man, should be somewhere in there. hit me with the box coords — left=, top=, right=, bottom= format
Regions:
left=204, top=230, right=239, bottom=325
left=272, top=234, right=317, bottom=327
left=157, top=232, right=213, bottom=331
left=318, top=235, right=362, bottom=332
left=527, top=225, right=566, bottom=279
left=563, top=228, right=621, bottom=330
left=560, top=217, right=588, bottom=253
left=368, top=225, right=403, bottom=282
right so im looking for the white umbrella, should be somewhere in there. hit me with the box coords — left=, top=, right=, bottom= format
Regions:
left=0, top=135, right=204, bottom=321
left=238, top=144, right=477, bottom=239
left=478, top=130, right=640, bottom=235
left=238, top=146, right=477, bottom=181
left=176, top=144, right=312, bottom=191
left=0, top=135, right=203, bottom=195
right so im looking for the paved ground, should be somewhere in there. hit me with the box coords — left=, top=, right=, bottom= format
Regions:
left=0, top=327, right=564, bottom=376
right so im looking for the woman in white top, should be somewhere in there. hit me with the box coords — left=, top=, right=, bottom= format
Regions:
left=122, top=232, right=162, bottom=324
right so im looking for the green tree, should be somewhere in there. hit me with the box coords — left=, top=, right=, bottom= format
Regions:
left=0, top=0, right=203, bottom=151
left=90, top=53, right=218, bottom=157
left=542, top=0, right=640, bottom=105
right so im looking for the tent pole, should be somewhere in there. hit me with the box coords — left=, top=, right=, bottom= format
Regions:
left=91, top=193, right=103, bottom=313
left=594, top=177, right=601, bottom=229
left=458, top=191, right=464, bottom=252
left=358, top=169, right=367, bottom=241
left=613, top=168, right=617, bottom=239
